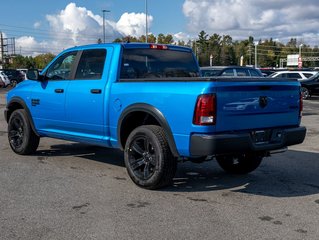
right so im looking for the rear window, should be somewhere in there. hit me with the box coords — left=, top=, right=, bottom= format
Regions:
left=120, top=48, right=199, bottom=80
left=303, top=73, right=313, bottom=78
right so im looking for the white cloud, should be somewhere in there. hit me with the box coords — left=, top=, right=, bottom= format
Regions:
left=33, top=22, right=41, bottom=29
left=116, top=12, right=153, bottom=37
left=15, top=36, right=49, bottom=56
left=173, top=32, right=194, bottom=43
left=16, top=3, right=153, bottom=56
left=46, top=3, right=104, bottom=45
left=182, top=0, right=319, bottom=44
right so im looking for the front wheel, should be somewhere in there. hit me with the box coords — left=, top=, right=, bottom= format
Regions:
left=8, top=109, right=40, bottom=155
left=216, top=152, right=263, bottom=174
left=124, top=125, right=177, bottom=189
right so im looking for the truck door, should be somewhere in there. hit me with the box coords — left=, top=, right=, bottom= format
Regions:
left=64, top=47, right=112, bottom=144
left=30, top=51, right=78, bottom=133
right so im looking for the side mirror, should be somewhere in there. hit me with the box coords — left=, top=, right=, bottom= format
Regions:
left=26, top=69, right=43, bottom=81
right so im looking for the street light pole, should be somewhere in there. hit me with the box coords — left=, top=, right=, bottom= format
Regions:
left=102, top=10, right=110, bottom=43
left=298, top=44, right=303, bottom=69
left=299, top=44, right=303, bottom=57
left=254, top=43, right=258, bottom=68
left=145, top=0, right=148, bottom=43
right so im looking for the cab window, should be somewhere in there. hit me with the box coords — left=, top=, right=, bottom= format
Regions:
left=45, top=51, right=77, bottom=80
left=75, top=49, right=107, bottom=80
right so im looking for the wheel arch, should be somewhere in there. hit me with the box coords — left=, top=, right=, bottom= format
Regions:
left=6, top=97, right=39, bottom=136
left=117, top=103, right=179, bottom=157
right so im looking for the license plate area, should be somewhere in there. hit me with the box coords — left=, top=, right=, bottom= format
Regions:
left=251, top=130, right=271, bottom=144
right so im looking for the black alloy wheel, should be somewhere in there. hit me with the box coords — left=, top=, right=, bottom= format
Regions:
left=128, top=135, right=157, bottom=180
left=124, top=125, right=177, bottom=189
left=301, top=87, right=310, bottom=100
left=8, top=113, right=25, bottom=149
left=8, top=109, right=40, bottom=155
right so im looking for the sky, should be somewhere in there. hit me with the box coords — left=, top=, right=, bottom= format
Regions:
left=0, top=0, right=319, bottom=56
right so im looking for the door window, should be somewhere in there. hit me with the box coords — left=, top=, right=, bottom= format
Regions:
left=221, top=69, right=235, bottom=76
left=236, top=68, right=249, bottom=76
left=249, top=69, right=261, bottom=76
left=287, top=73, right=301, bottom=79
left=75, top=49, right=107, bottom=80
left=45, top=51, right=77, bottom=80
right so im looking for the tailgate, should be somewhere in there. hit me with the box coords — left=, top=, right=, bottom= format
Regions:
left=212, top=79, right=301, bottom=132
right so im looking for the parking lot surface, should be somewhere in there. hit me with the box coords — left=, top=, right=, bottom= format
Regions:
left=1, top=87, right=319, bottom=240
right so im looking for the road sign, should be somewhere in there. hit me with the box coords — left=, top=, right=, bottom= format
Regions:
left=287, top=54, right=299, bottom=66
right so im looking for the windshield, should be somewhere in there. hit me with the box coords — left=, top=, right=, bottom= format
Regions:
left=120, top=48, right=200, bottom=79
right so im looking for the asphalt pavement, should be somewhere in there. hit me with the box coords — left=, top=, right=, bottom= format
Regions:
left=1, top=87, right=319, bottom=240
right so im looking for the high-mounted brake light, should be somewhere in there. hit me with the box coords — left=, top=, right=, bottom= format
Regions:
left=193, top=94, right=216, bottom=125
left=149, top=44, right=168, bottom=50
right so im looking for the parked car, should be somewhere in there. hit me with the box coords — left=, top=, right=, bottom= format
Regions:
left=300, top=72, right=319, bottom=99
left=259, top=68, right=277, bottom=77
left=268, top=70, right=317, bottom=80
left=201, top=66, right=263, bottom=77
left=0, top=70, right=11, bottom=87
left=2, top=69, right=25, bottom=87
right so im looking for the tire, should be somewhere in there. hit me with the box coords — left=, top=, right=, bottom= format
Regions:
left=124, top=125, right=177, bottom=189
left=8, top=109, right=40, bottom=155
left=216, top=152, right=263, bottom=174
left=301, top=87, right=310, bottom=100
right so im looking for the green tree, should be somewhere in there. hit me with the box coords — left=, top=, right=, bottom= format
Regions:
left=196, top=30, right=209, bottom=66
left=208, top=33, right=222, bottom=65
left=34, top=53, right=55, bottom=69
left=147, top=34, right=157, bottom=43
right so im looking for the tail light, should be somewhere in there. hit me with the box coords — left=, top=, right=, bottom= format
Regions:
left=193, top=94, right=216, bottom=125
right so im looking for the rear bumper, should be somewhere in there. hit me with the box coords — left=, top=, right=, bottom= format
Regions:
left=190, top=126, right=306, bottom=156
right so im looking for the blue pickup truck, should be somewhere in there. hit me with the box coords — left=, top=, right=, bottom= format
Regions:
left=5, top=43, right=306, bottom=189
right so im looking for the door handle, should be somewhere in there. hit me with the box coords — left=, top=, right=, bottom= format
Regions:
left=55, top=89, right=64, bottom=93
left=91, top=89, right=102, bottom=94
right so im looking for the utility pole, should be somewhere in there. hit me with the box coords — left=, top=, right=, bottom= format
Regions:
left=145, top=0, right=148, bottom=43
left=102, top=10, right=110, bottom=43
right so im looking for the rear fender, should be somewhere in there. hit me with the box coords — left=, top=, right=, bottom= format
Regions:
left=118, top=103, right=179, bottom=157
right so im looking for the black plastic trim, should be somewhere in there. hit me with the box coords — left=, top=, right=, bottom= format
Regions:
left=5, top=97, right=40, bottom=136
left=118, top=103, right=179, bottom=157
left=190, top=126, right=306, bottom=156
